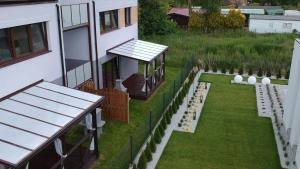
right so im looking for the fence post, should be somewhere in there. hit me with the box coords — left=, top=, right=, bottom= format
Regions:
left=130, top=136, right=133, bottom=165
left=149, top=111, right=152, bottom=134
left=173, top=80, right=176, bottom=97
left=163, top=93, right=166, bottom=110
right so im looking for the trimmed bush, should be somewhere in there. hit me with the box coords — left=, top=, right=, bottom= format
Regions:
left=154, top=129, right=162, bottom=144
left=149, top=137, right=156, bottom=153
left=285, top=69, right=290, bottom=79
left=229, top=66, right=234, bottom=74
left=145, top=143, right=152, bottom=162
left=276, top=69, right=282, bottom=79
left=161, top=116, right=167, bottom=129
left=221, top=67, right=226, bottom=74
left=212, top=66, right=218, bottom=72
left=248, top=67, right=253, bottom=76
left=266, top=70, right=272, bottom=77
left=159, top=124, right=165, bottom=136
left=137, top=152, right=147, bottom=169
left=238, top=65, right=244, bottom=75
left=204, top=64, right=209, bottom=72
left=257, top=68, right=263, bottom=77
left=165, top=112, right=171, bottom=124
left=132, top=164, right=138, bottom=169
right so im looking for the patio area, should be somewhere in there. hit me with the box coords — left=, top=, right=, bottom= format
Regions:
left=107, top=40, right=168, bottom=100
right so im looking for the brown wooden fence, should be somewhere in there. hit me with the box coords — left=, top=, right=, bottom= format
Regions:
left=79, top=80, right=129, bottom=123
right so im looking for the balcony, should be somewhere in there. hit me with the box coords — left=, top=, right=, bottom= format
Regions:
left=66, top=59, right=92, bottom=88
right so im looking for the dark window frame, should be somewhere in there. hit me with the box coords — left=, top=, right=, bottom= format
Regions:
left=125, top=7, right=131, bottom=26
left=0, top=22, right=49, bottom=68
left=100, top=10, right=119, bottom=33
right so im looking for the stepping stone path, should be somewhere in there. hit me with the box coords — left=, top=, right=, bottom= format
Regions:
left=175, top=82, right=210, bottom=133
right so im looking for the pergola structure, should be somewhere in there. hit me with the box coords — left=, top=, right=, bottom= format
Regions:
left=107, top=40, right=168, bottom=100
left=0, top=81, right=103, bottom=169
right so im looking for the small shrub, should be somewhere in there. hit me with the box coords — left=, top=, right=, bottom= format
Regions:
left=132, top=164, right=138, bottom=169
left=212, top=66, right=218, bottom=72
left=145, top=143, right=152, bottom=162
left=267, top=70, right=272, bottom=77
left=161, top=116, right=167, bottom=130
left=276, top=69, right=282, bottom=79
left=165, top=113, right=171, bottom=124
left=178, top=123, right=182, bottom=127
left=238, top=65, right=244, bottom=75
left=137, top=152, right=147, bottom=169
left=159, top=124, right=165, bottom=136
left=154, top=129, right=162, bottom=144
left=204, top=64, right=209, bottom=72
left=221, top=67, right=226, bottom=74
left=257, top=68, right=263, bottom=77
left=285, top=69, right=290, bottom=79
left=229, top=66, right=234, bottom=74
left=248, top=66, right=253, bottom=76
left=149, top=137, right=156, bottom=153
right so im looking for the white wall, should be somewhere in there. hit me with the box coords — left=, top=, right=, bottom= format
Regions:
left=63, top=27, right=90, bottom=61
left=94, top=0, right=138, bottom=88
left=0, top=3, right=62, bottom=98
left=249, top=19, right=300, bottom=33
left=284, top=40, right=300, bottom=131
left=286, top=40, right=300, bottom=147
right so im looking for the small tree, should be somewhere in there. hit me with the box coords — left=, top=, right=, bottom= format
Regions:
left=161, top=116, right=167, bottom=130
left=145, top=143, right=152, bottom=162
left=150, top=137, right=156, bottom=153
left=137, top=152, right=147, bottom=169
left=165, top=112, right=171, bottom=124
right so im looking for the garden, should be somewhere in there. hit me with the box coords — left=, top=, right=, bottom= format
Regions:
left=156, top=74, right=283, bottom=169
left=91, top=29, right=294, bottom=169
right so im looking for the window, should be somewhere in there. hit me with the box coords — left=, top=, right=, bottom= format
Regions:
left=61, top=4, right=89, bottom=29
left=100, top=10, right=119, bottom=33
left=0, top=22, right=48, bottom=68
left=0, top=30, right=12, bottom=63
left=283, top=23, right=292, bottom=29
left=125, top=7, right=131, bottom=26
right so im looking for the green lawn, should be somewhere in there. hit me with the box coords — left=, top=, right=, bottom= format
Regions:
left=156, top=74, right=282, bottom=169
left=91, top=66, right=183, bottom=169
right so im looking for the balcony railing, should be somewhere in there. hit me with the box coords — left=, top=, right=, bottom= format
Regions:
left=67, top=62, right=92, bottom=88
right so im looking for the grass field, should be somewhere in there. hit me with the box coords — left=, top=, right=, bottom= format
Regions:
left=156, top=74, right=282, bottom=169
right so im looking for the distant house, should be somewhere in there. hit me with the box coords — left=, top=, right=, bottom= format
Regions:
left=249, top=15, right=300, bottom=33
left=221, top=6, right=284, bottom=26
left=168, top=7, right=206, bottom=29
left=285, top=10, right=300, bottom=16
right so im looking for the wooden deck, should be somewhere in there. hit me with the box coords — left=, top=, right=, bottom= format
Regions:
left=122, top=73, right=164, bottom=100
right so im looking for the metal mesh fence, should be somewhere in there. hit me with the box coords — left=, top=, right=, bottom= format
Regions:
left=108, top=58, right=195, bottom=169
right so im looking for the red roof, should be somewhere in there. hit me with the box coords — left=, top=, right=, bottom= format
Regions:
left=168, top=7, right=206, bottom=17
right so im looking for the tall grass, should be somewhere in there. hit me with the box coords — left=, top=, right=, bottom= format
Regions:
left=144, top=30, right=297, bottom=76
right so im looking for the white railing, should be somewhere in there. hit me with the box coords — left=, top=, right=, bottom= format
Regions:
left=67, top=62, right=92, bottom=88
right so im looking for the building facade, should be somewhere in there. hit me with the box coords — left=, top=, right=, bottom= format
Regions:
left=0, top=0, right=140, bottom=99
left=249, top=15, right=300, bottom=33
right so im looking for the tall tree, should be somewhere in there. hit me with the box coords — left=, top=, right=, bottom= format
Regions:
left=198, top=0, right=222, bottom=14
left=139, top=0, right=176, bottom=36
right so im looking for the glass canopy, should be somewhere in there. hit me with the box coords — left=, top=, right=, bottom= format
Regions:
left=107, top=40, right=168, bottom=62
left=0, top=81, right=103, bottom=168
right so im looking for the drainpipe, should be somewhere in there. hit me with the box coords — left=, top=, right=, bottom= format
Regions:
left=93, top=1, right=101, bottom=89
left=56, top=4, right=66, bottom=86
